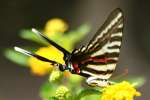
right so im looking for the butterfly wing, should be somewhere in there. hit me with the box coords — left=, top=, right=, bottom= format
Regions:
left=32, top=28, right=71, bottom=58
left=71, top=8, right=124, bottom=81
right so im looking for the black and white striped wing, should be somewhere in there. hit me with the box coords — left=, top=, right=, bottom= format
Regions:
left=71, top=8, right=124, bottom=80
left=72, top=8, right=123, bottom=58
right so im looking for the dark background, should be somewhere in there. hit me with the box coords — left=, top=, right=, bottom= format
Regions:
left=0, top=0, right=150, bottom=100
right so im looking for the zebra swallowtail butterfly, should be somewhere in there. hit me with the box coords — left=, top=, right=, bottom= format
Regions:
left=14, top=8, right=124, bottom=87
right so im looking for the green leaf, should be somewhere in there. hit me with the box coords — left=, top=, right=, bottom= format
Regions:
left=63, top=24, right=90, bottom=44
left=50, top=24, right=90, bottom=52
left=48, top=97, right=58, bottom=100
left=112, top=76, right=145, bottom=88
left=76, top=88, right=101, bottom=100
left=20, top=29, right=48, bottom=45
left=40, top=82, right=57, bottom=100
left=126, top=76, right=145, bottom=88
left=4, top=49, right=29, bottom=67
left=67, top=74, right=83, bottom=85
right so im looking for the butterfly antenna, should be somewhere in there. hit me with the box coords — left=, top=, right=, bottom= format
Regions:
left=14, top=46, right=57, bottom=64
left=32, top=28, right=70, bottom=55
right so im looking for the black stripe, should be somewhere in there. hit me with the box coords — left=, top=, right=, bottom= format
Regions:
left=112, top=28, right=122, bottom=34
left=89, top=36, right=109, bottom=53
left=85, top=61, right=106, bottom=65
left=84, top=59, right=117, bottom=65
left=79, top=72, right=91, bottom=77
left=108, top=45, right=121, bottom=49
left=106, top=52, right=120, bottom=58
left=110, top=36, right=122, bottom=42
left=94, top=52, right=119, bottom=59
left=93, top=54, right=106, bottom=59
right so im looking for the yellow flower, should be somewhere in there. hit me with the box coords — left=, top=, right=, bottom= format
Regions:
left=28, top=46, right=64, bottom=76
left=55, top=86, right=70, bottom=100
left=44, top=18, right=68, bottom=37
left=101, top=81, right=141, bottom=100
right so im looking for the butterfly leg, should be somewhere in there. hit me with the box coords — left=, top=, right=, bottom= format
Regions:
left=86, top=77, right=110, bottom=87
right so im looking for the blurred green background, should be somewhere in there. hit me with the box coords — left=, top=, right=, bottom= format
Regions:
left=0, top=0, right=150, bottom=100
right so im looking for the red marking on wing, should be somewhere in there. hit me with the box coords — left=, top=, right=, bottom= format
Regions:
left=72, top=63, right=80, bottom=74
left=81, top=57, right=114, bottom=64
left=91, top=57, right=113, bottom=63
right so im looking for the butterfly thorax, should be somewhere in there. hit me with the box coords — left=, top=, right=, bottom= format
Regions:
left=64, top=61, right=81, bottom=74
left=71, top=63, right=81, bottom=74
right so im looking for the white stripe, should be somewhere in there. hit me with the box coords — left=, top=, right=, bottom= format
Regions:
left=107, top=48, right=120, bottom=53
left=86, top=77, right=109, bottom=87
left=109, top=41, right=121, bottom=47
left=82, top=70, right=112, bottom=79
left=87, top=64, right=116, bottom=71
left=88, top=44, right=93, bottom=48
left=14, top=47, right=32, bottom=57
left=91, top=50, right=104, bottom=56
left=91, top=43, right=109, bottom=56
left=95, top=12, right=122, bottom=43
left=74, top=50, right=79, bottom=54
left=118, top=24, right=123, bottom=28
left=108, top=57, right=118, bottom=60
left=111, top=32, right=122, bottom=37
left=91, top=41, right=121, bottom=57
left=81, top=47, right=86, bottom=52
left=90, top=80, right=108, bottom=87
